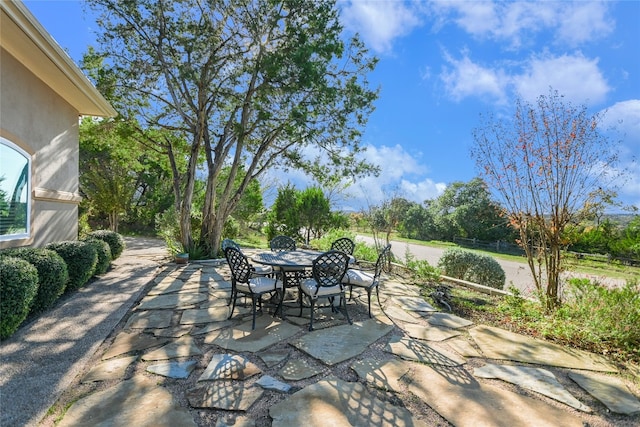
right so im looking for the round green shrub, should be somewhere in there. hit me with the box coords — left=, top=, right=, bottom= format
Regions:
left=88, top=230, right=125, bottom=259
left=83, top=238, right=112, bottom=275
left=0, top=248, right=68, bottom=314
left=0, top=257, right=38, bottom=339
left=463, top=254, right=506, bottom=290
left=437, top=248, right=476, bottom=278
left=45, top=241, right=97, bottom=291
left=438, top=248, right=505, bottom=289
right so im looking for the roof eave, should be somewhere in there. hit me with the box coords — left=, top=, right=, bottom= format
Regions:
left=0, top=1, right=117, bottom=118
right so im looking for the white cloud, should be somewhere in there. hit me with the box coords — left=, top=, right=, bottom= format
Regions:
left=438, top=50, right=610, bottom=107
left=340, top=0, right=422, bottom=53
left=447, top=2, right=499, bottom=36
left=556, top=2, right=615, bottom=46
left=440, top=52, right=507, bottom=103
left=448, top=1, right=555, bottom=48
left=432, top=0, right=613, bottom=49
left=513, top=53, right=610, bottom=106
left=400, top=178, right=447, bottom=202
left=345, top=144, right=446, bottom=207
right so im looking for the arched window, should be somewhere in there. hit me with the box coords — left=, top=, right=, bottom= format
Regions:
left=0, top=137, right=31, bottom=241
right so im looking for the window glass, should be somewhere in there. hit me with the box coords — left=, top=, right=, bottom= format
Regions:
left=0, top=138, right=31, bottom=240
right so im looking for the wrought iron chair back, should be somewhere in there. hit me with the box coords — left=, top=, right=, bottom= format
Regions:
left=221, top=238, right=241, bottom=252
left=342, top=244, right=392, bottom=318
left=224, top=246, right=252, bottom=285
left=270, top=235, right=297, bottom=252
left=311, top=250, right=350, bottom=295
left=372, top=244, right=392, bottom=284
left=299, top=250, right=351, bottom=330
left=330, top=237, right=355, bottom=256
left=224, top=246, right=282, bottom=329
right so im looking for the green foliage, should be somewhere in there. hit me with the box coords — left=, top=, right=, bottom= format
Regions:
left=88, top=230, right=125, bottom=259
left=216, top=166, right=264, bottom=229
left=0, top=257, right=38, bottom=338
left=266, top=184, right=301, bottom=240
left=567, top=216, right=640, bottom=260
left=559, top=278, right=640, bottom=358
left=155, top=207, right=184, bottom=255
left=354, top=244, right=381, bottom=263
left=83, top=238, right=112, bottom=275
left=464, top=257, right=506, bottom=290
left=79, top=118, right=141, bottom=232
left=408, top=259, right=440, bottom=282
left=77, top=206, right=93, bottom=239
left=497, top=278, right=640, bottom=363
left=182, top=242, right=207, bottom=261
left=223, top=216, right=240, bottom=241
left=310, top=230, right=380, bottom=263
left=437, top=248, right=505, bottom=289
left=429, top=178, right=511, bottom=241
left=437, top=248, right=475, bottom=278
left=398, top=202, right=437, bottom=240
left=403, top=249, right=440, bottom=282
left=310, top=229, right=356, bottom=251
left=0, top=248, right=68, bottom=314
left=329, top=211, right=350, bottom=230
left=155, top=207, right=208, bottom=258
left=298, top=186, right=331, bottom=243
left=45, top=241, right=98, bottom=292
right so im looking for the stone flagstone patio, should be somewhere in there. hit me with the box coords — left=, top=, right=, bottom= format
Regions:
left=46, top=259, right=640, bottom=426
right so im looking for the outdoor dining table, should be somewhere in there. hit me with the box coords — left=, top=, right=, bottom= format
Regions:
left=251, top=249, right=356, bottom=319
left=251, top=249, right=323, bottom=288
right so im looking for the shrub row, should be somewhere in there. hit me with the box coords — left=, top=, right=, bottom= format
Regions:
left=437, top=248, right=506, bottom=290
left=0, top=230, right=125, bottom=339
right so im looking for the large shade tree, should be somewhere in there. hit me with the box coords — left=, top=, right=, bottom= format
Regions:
left=471, top=89, right=622, bottom=309
left=429, top=178, right=510, bottom=242
left=87, top=0, right=378, bottom=256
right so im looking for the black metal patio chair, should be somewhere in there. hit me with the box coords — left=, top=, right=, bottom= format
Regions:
left=269, top=235, right=297, bottom=252
left=342, top=244, right=391, bottom=318
left=298, top=250, right=351, bottom=331
left=224, top=246, right=283, bottom=329
left=222, top=238, right=273, bottom=277
left=330, top=237, right=356, bottom=264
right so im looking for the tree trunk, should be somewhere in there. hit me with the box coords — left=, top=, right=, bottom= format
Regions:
left=109, top=211, right=119, bottom=233
left=545, top=243, right=562, bottom=311
left=177, top=134, right=203, bottom=252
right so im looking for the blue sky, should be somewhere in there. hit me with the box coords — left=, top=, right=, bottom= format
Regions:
left=25, top=0, right=640, bottom=212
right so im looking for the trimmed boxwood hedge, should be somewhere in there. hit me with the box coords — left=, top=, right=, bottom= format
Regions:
left=0, top=248, right=68, bottom=314
left=437, top=248, right=506, bottom=290
left=83, top=238, right=112, bottom=275
left=88, top=230, right=125, bottom=259
left=0, top=257, right=38, bottom=339
left=45, top=241, right=97, bottom=291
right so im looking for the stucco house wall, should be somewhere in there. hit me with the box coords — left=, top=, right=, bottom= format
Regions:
left=0, top=1, right=116, bottom=250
